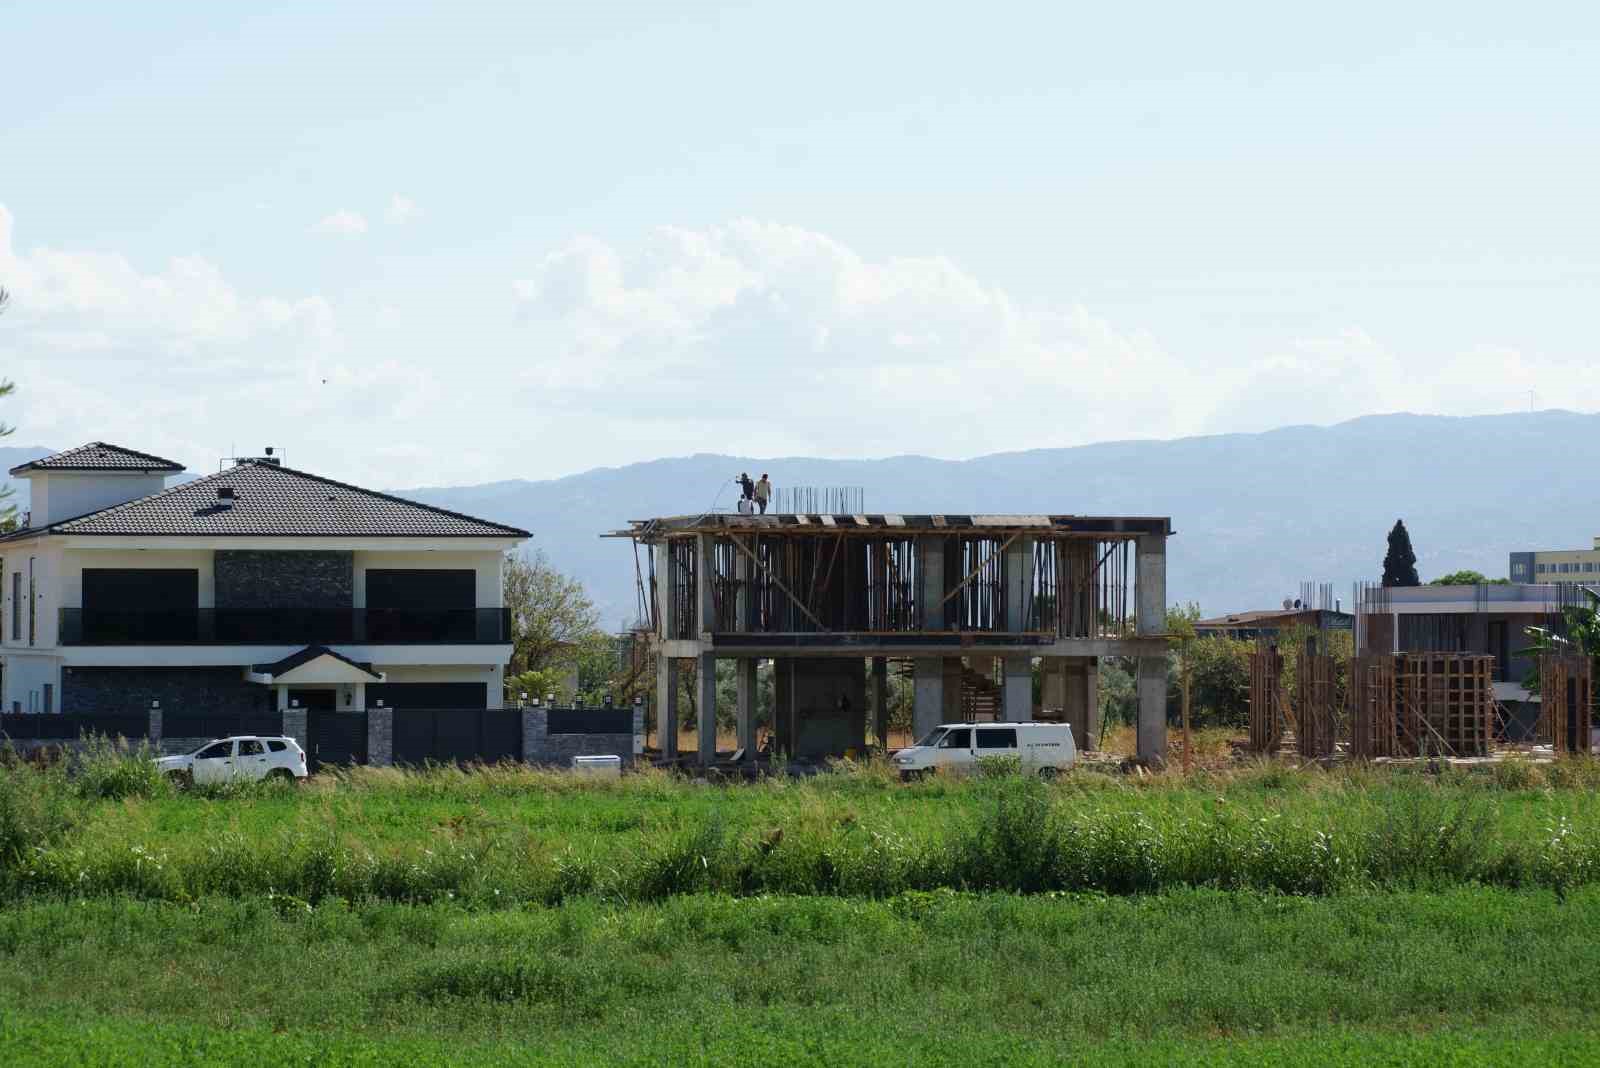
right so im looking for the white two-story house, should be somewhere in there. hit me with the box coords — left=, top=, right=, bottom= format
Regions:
left=0, top=443, right=528, bottom=725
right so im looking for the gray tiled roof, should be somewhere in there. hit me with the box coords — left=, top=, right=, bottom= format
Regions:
left=12, top=460, right=529, bottom=539
left=8, top=442, right=186, bottom=475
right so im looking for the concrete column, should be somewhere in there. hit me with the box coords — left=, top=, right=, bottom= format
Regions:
left=920, top=534, right=947, bottom=631
left=367, top=706, right=393, bottom=766
left=697, top=654, right=717, bottom=764
left=1061, top=658, right=1085, bottom=739
left=774, top=658, right=793, bottom=754
left=1005, top=537, right=1033, bottom=632
left=696, top=534, right=716, bottom=636
left=656, top=655, right=679, bottom=760
left=871, top=657, right=888, bottom=747
left=942, top=658, right=963, bottom=722
left=1136, top=655, right=1168, bottom=765
left=1003, top=655, right=1033, bottom=722
left=655, top=543, right=674, bottom=639
left=912, top=658, right=943, bottom=739
left=735, top=550, right=751, bottom=634
left=1135, top=534, right=1167, bottom=636
left=1084, top=657, right=1100, bottom=751
left=735, top=658, right=757, bottom=759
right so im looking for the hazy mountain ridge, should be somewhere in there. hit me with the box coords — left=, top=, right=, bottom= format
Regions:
left=8, top=412, right=1593, bottom=625
left=396, top=411, right=1600, bottom=623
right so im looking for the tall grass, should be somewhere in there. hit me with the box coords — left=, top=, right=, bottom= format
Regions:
left=7, top=749, right=1600, bottom=905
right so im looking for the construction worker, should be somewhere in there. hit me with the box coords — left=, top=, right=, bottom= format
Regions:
left=754, top=473, right=772, bottom=515
left=736, top=472, right=755, bottom=503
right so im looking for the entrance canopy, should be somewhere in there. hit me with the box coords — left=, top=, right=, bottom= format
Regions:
left=244, top=645, right=385, bottom=686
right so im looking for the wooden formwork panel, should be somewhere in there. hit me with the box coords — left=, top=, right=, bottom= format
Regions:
left=1349, top=655, right=1398, bottom=760
left=1249, top=644, right=1285, bottom=753
left=1396, top=653, right=1493, bottom=758
left=1295, top=651, right=1338, bottom=759
left=1540, top=655, right=1594, bottom=756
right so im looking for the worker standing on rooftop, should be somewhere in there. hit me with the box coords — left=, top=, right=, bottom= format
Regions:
left=754, top=473, right=772, bottom=515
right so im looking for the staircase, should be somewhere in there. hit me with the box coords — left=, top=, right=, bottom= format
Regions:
left=961, top=667, right=1002, bottom=721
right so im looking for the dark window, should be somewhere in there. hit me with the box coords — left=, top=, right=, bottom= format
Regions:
left=1488, top=621, right=1509, bottom=682
left=42, top=683, right=52, bottom=714
left=10, top=570, right=17, bottom=640
left=939, top=728, right=971, bottom=749
left=366, top=569, right=476, bottom=640
left=83, top=569, right=199, bottom=642
left=266, top=739, right=287, bottom=753
left=237, top=739, right=264, bottom=755
left=28, top=558, right=36, bottom=646
left=196, top=741, right=233, bottom=760
left=977, top=728, right=1017, bottom=750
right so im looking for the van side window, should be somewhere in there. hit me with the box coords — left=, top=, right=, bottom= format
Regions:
left=977, top=728, right=1017, bottom=750
left=940, top=728, right=971, bottom=749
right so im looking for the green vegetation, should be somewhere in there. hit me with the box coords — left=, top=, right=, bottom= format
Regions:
left=10, top=750, right=1600, bottom=1063
left=6, top=890, right=1600, bottom=1065
left=1430, top=570, right=1510, bottom=585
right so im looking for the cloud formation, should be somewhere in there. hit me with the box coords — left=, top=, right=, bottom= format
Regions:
left=312, top=209, right=368, bottom=236
left=386, top=195, right=418, bottom=225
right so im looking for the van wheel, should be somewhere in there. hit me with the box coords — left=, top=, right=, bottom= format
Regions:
left=1038, top=766, right=1060, bottom=781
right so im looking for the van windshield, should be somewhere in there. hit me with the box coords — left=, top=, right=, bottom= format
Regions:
left=914, top=728, right=947, bottom=748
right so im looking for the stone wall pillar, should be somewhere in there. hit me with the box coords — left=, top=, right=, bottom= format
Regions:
left=522, top=704, right=548, bottom=764
left=283, top=705, right=308, bottom=753
left=147, top=703, right=163, bottom=747
left=367, top=706, right=393, bottom=766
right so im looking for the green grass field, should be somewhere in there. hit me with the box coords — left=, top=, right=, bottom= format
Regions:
left=6, top=750, right=1600, bottom=1063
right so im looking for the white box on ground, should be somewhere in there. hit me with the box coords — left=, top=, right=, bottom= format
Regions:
left=572, top=754, right=622, bottom=778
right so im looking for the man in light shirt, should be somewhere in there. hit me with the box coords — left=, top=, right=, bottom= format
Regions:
left=754, top=474, right=772, bottom=515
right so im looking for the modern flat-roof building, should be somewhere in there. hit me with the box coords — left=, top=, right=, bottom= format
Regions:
left=1195, top=607, right=1353, bottom=641
left=610, top=510, right=1173, bottom=765
left=1509, top=538, right=1600, bottom=583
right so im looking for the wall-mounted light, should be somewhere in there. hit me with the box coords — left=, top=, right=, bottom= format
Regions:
left=150, top=700, right=160, bottom=710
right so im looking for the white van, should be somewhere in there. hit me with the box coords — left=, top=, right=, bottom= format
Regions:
left=893, top=722, right=1076, bottom=781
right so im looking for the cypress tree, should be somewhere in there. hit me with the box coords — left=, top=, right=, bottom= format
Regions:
left=1382, top=519, right=1420, bottom=587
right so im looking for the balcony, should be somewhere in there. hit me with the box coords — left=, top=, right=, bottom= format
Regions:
left=59, top=607, right=512, bottom=645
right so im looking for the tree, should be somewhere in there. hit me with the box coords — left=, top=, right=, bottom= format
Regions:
left=1518, top=588, right=1600, bottom=697
left=1382, top=520, right=1420, bottom=587
left=502, top=550, right=605, bottom=698
left=1428, top=570, right=1510, bottom=586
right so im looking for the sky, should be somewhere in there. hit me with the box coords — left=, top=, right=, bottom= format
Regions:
left=1, top=2, right=1597, bottom=488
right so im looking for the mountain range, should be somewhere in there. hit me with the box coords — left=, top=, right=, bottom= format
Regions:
left=5, top=410, right=1595, bottom=624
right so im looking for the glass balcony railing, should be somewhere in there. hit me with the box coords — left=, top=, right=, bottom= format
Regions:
left=59, top=607, right=512, bottom=645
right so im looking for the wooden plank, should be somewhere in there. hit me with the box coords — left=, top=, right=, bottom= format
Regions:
left=725, top=534, right=829, bottom=632
left=939, top=533, right=1021, bottom=607
left=885, top=514, right=905, bottom=527
left=819, top=515, right=836, bottom=528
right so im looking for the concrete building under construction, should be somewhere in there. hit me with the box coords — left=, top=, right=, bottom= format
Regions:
left=608, top=510, right=1173, bottom=765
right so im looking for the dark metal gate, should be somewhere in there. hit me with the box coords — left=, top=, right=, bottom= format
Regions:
left=392, top=708, right=522, bottom=765
left=308, top=711, right=368, bottom=770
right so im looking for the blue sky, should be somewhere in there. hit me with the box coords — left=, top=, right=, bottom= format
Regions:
left=2, top=2, right=1597, bottom=486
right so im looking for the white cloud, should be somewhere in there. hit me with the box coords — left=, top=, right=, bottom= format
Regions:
left=385, top=195, right=419, bottom=225
left=312, top=209, right=368, bottom=236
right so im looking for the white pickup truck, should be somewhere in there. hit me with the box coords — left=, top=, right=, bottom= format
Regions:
left=893, top=722, right=1076, bottom=780
left=155, top=736, right=307, bottom=785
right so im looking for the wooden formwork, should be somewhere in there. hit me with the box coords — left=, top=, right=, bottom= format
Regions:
left=1348, top=655, right=1398, bottom=760
left=1294, top=650, right=1339, bottom=759
left=1540, top=655, right=1594, bottom=756
left=1249, top=643, right=1286, bottom=753
left=1395, top=653, right=1494, bottom=758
